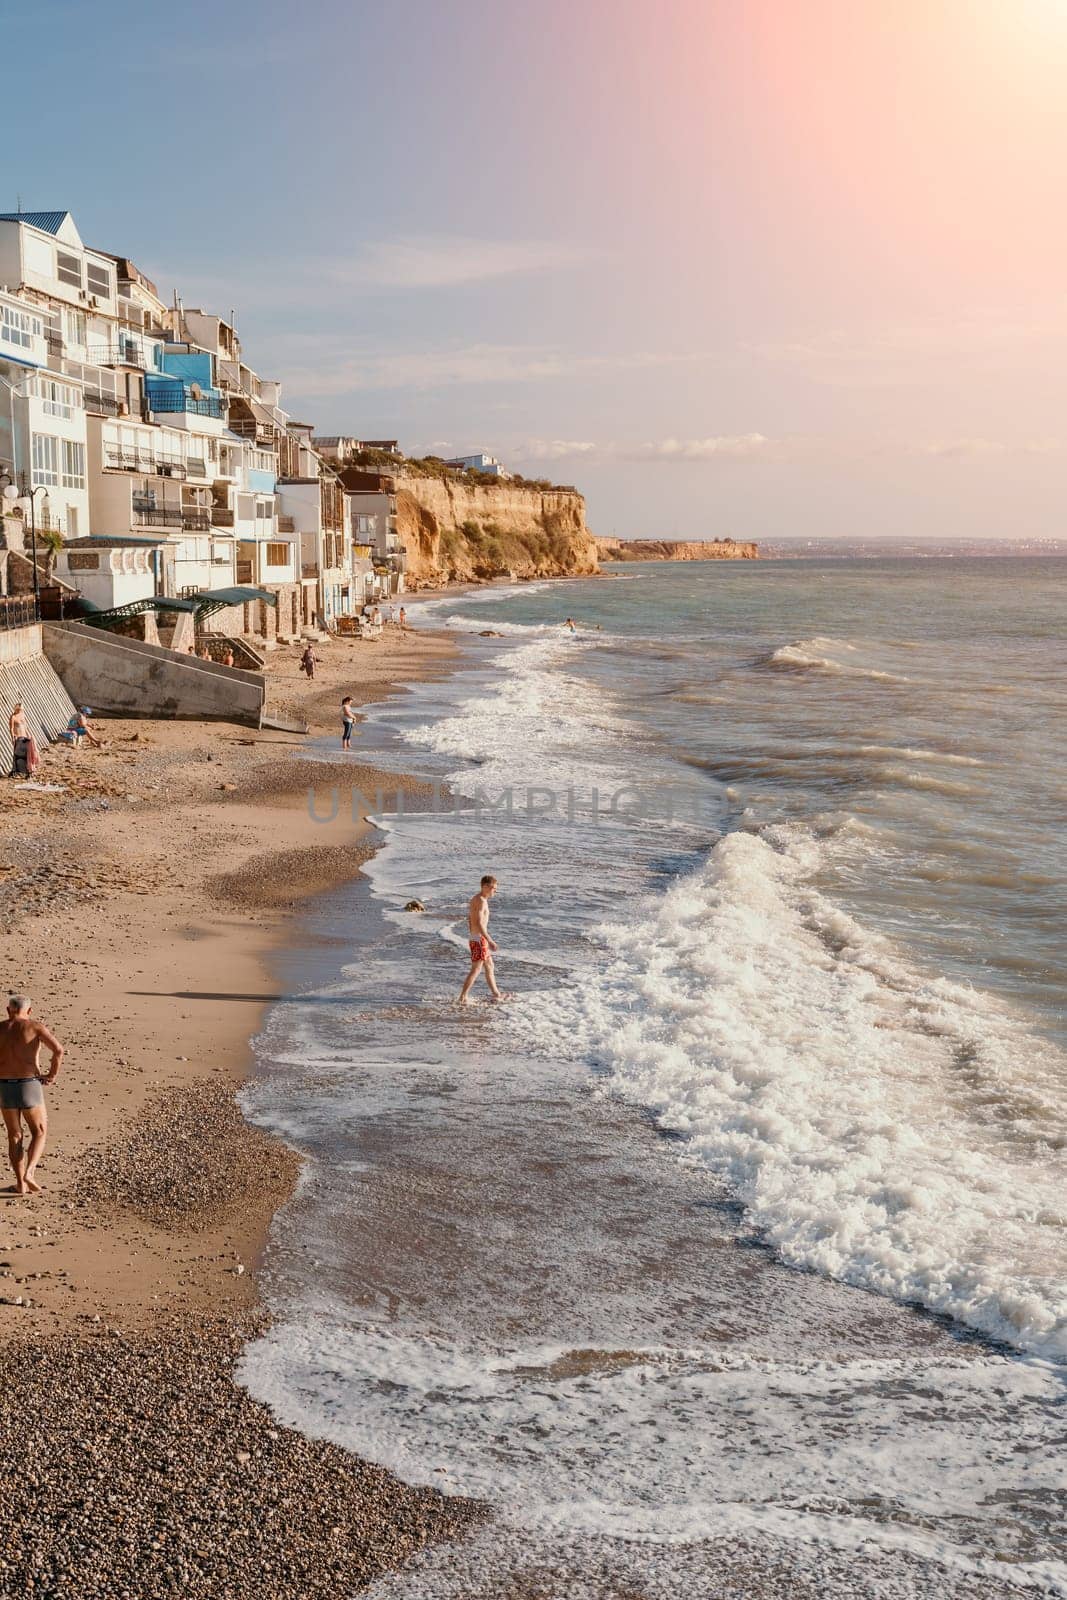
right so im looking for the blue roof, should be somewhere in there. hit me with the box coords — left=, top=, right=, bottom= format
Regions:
left=0, top=210, right=71, bottom=236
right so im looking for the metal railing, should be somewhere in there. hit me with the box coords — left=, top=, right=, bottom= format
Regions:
left=277, top=515, right=295, bottom=533
left=182, top=510, right=211, bottom=531
left=86, top=342, right=149, bottom=369
left=228, top=417, right=279, bottom=444
left=210, top=507, right=234, bottom=527
left=132, top=503, right=180, bottom=527
left=147, top=392, right=224, bottom=419
left=84, top=389, right=124, bottom=416
left=0, top=594, right=39, bottom=631
left=106, top=448, right=186, bottom=478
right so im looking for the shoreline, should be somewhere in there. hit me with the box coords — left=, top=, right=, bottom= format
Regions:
left=0, top=621, right=483, bottom=1595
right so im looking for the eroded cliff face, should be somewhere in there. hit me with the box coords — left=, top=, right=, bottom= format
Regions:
left=395, top=478, right=600, bottom=587
left=596, top=538, right=758, bottom=561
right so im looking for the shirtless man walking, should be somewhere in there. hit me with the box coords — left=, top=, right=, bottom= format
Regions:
left=0, top=997, right=64, bottom=1195
left=459, top=874, right=505, bottom=1004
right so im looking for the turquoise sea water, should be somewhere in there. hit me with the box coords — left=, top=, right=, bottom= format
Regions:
left=241, top=558, right=1067, bottom=1598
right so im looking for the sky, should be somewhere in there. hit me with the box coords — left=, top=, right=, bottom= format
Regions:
left=3, top=0, right=1067, bottom=540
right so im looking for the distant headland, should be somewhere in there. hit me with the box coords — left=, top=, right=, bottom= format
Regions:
left=595, top=537, right=759, bottom=562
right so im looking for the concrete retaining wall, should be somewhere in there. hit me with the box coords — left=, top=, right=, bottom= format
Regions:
left=43, top=622, right=266, bottom=727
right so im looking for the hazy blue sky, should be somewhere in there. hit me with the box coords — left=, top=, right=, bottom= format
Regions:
left=4, top=0, right=1067, bottom=539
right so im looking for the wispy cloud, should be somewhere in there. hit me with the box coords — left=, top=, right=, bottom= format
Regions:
left=749, top=317, right=1067, bottom=387
left=276, top=342, right=708, bottom=396
left=515, top=435, right=770, bottom=463
left=150, top=233, right=598, bottom=311
left=511, top=433, right=1067, bottom=466
left=337, top=235, right=598, bottom=289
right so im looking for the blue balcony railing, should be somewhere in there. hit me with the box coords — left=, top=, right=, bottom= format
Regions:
left=146, top=389, right=224, bottom=419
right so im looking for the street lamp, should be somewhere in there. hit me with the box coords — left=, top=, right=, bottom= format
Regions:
left=0, top=368, right=44, bottom=616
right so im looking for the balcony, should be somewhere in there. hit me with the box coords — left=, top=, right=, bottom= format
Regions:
left=87, top=341, right=149, bottom=370
left=228, top=417, right=279, bottom=445
left=132, top=502, right=180, bottom=528
left=147, top=391, right=224, bottom=419
left=236, top=561, right=254, bottom=584
left=46, top=331, right=65, bottom=358
left=182, top=510, right=211, bottom=531
left=301, top=561, right=319, bottom=579
left=277, top=515, right=295, bottom=534
left=106, top=447, right=186, bottom=478
left=210, top=507, right=234, bottom=527
left=84, top=389, right=124, bottom=417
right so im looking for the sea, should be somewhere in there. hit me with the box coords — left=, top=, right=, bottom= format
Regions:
left=239, top=558, right=1067, bottom=1598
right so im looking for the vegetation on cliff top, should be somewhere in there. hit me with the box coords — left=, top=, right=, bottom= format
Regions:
left=342, top=448, right=579, bottom=495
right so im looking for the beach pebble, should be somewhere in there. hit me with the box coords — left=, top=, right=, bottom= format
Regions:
left=404, top=900, right=426, bottom=912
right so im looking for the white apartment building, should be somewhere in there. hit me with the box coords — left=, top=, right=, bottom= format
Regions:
left=0, top=212, right=368, bottom=639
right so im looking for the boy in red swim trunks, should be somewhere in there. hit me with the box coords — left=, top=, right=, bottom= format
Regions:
left=459, top=874, right=505, bottom=1005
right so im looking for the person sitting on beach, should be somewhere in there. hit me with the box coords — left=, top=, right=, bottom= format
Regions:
left=459, top=874, right=506, bottom=1005
left=62, top=708, right=101, bottom=748
left=341, top=696, right=355, bottom=750
left=0, top=996, right=64, bottom=1196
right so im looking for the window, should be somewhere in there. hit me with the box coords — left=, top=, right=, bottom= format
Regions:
left=86, top=261, right=112, bottom=299
left=38, top=378, right=78, bottom=418
left=62, top=440, right=86, bottom=489
left=32, top=434, right=59, bottom=486
left=0, top=303, right=41, bottom=348
left=265, top=543, right=289, bottom=567
left=64, top=308, right=87, bottom=345
left=255, top=499, right=272, bottom=520
left=353, top=514, right=374, bottom=536
left=56, top=251, right=82, bottom=290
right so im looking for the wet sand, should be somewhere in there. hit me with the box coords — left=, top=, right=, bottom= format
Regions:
left=0, top=623, right=481, bottom=1596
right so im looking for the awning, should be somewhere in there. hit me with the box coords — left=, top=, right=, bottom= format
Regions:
left=196, top=586, right=277, bottom=608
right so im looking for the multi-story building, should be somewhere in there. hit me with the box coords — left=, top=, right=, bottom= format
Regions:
left=444, top=451, right=509, bottom=478
left=0, top=212, right=372, bottom=639
left=312, top=435, right=401, bottom=463
left=337, top=467, right=407, bottom=596
left=276, top=423, right=357, bottom=628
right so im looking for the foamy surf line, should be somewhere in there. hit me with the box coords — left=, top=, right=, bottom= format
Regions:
left=239, top=573, right=1067, bottom=1596
left=509, top=824, right=1067, bottom=1361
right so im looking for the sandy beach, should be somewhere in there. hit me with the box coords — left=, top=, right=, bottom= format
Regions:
left=0, top=621, right=480, bottom=1598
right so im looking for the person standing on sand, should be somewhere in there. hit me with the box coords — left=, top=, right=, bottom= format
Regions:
left=301, top=644, right=319, bottom=680
left=8, top=702, right=37, bottom=779
left=341, top=696, right=355, bottom=749
left=459, top=874, right=506, bottom=1005
left=0, top=997, right=63, bottom=1196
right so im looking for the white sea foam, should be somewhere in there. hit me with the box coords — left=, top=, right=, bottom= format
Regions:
left=768, top=639, right=911, bottom=683
left=240, top=1313, right=1067, bottom=1587
left=505, top=825, right=1067, bottom=1360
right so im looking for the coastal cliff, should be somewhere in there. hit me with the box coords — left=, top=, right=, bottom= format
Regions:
left=596, top=537, right=758, bottom=561
left=395, top=477, right=600, bottom=587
